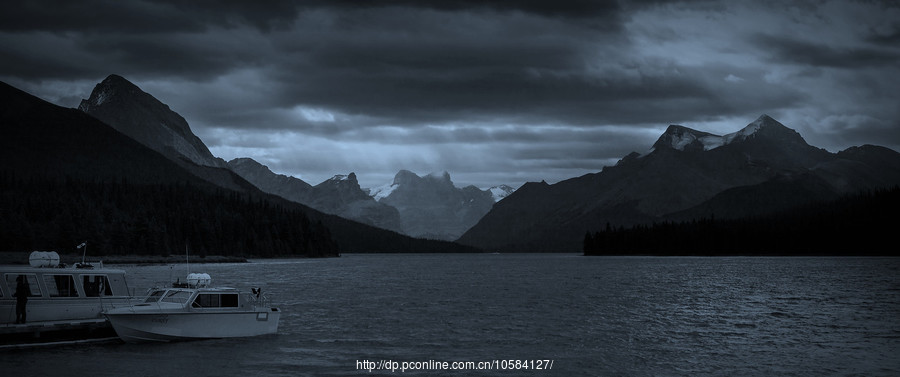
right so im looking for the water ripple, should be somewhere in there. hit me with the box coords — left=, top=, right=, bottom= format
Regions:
left=2, top=255, right=898, bottom=376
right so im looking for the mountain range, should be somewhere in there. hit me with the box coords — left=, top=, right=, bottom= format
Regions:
left=228, top=159, right=512, bottom=240
left=5, top=73, right=898, bottom=255
left=76, top=74, right=512, bottom=240
left=458, top=115, right=900, bottom=252
left=0, top=78, right=479, bottom=254
left=227, top=158, right=403, bottom=233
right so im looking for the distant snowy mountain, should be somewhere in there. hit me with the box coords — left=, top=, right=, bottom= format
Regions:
left=459, top=115, right=900, bottom=252
left=228, top=158, right=402, bottom=233
left=369, top=180, right=400, bottom=202
left=488, top=184, right=516, bottom=202
left=309, top=172, right=402, bottom=232
left=650, top=115, right=789, bottom=153
left=369, top=170, right=497, bottom=240
left=231, top=161, right=513, bottom=238
left=371, top=175, right=516, bottom=204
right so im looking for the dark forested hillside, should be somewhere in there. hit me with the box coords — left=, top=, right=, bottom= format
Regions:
left=0, top=173, right=338, bottom=257
left=583, top=187, right=900, bottom=256
left=0, top=81, right=336, bottom=257
left=1, top=81, right=482, bottom=256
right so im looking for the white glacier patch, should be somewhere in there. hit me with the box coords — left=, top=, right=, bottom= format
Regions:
left=369, top=182, right=399, bottom=201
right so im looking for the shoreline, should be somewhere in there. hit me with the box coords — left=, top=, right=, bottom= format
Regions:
left=0, top=252, right=248, bottom=266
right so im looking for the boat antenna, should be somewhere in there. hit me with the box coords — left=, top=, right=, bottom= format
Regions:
left=77, top=242, right=88, bottom=265
left=186, top=243, right=190, bottom=275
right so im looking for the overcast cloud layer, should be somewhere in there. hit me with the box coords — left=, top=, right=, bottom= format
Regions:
left=3, top=0, right=899, bottom=188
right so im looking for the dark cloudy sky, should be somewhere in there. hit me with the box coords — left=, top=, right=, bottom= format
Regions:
left=3, top=1, right=899, bottom=189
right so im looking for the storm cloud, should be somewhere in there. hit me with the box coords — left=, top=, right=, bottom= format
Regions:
left=2, top=0, right=899, bottom=188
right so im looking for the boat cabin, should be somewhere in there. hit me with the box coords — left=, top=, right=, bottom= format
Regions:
left=0, top=266, right=130, bottom=300
left=138, top=287, right=256, bottom=311
left=0, top=264, right=134, bottom=324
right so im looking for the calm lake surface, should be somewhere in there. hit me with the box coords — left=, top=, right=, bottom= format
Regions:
left=2, top=254, right=899, bottom=376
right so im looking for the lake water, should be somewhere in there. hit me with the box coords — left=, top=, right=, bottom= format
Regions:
left=2, top=254, right=899, bottom=376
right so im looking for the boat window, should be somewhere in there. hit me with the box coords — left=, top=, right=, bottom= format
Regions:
left=221, top=293, right=238, bottom=307
left=161, top=290, right=193, bottom=304
left=4, top=274, right=42, bottom=297
left=193, top=293, right=219, bottom=308
left=82, top=275, right=112, bottom=297
left=44, top=274, right=79, bottom=297
left=144, top=290, right=165, bottom=303
left=192, top=293, right=239, bottom=308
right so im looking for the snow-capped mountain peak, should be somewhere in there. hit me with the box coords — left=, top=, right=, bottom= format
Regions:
left=488, top=184, right=516, bottom=202
left=365, top=170, right=497, bottom=240
left=326, top=173, right=355, bottom=183
left=651, top=124, right=721, bottom=152
left=722, top=114, right=778, bottom=144
left=650, top=115, right=800, bottom=154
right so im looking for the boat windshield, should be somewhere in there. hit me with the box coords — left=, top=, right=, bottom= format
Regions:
left=161, top=290, right=193, bottom=304
left=144, top=290, right=165, bottom=303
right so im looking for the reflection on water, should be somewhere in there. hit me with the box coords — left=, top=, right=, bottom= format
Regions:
left=2, top=255, right=899, bottom=376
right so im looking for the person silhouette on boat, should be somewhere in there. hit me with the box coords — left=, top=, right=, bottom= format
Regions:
left=14, top=275, right=29, bottom=324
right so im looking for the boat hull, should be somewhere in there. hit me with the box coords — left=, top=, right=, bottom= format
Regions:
left=105, top=309, right=281, bottom=343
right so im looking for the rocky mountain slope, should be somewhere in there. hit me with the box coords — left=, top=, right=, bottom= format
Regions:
left=78, top=75, right=253, bottom=192
left=458, top=115, right=900, bottom=252
left=79, top=74, right=224, bottom=168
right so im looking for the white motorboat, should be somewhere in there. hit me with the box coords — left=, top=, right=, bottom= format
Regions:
left=0, top=251, right=139, bottom=347
left=104, top=273, right=281, bottom=343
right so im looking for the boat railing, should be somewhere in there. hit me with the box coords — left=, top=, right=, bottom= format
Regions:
left=247, top=288, right=273, bottom=310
